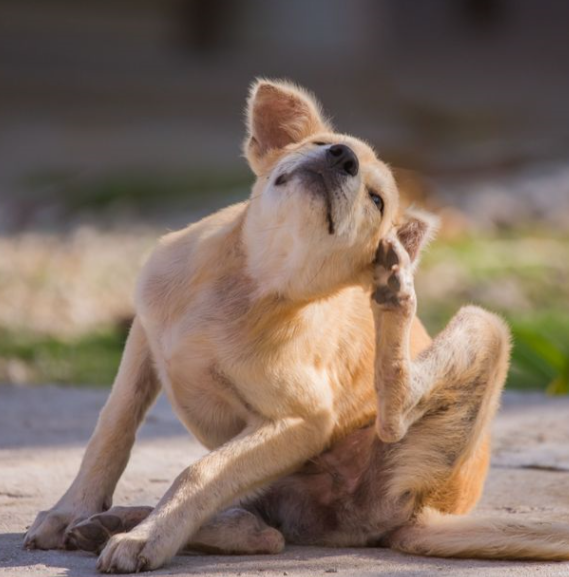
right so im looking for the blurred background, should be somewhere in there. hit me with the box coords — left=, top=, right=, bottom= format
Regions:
left=1, top=0, right=568, bottom=391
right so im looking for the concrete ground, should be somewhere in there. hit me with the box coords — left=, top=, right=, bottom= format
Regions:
left=1, top=385, right=568, bottom=577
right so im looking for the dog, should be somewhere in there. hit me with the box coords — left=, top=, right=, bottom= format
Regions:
left=24, top=80, right=569, bottom=572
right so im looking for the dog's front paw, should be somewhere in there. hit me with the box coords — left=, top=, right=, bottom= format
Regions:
left=372, top=237, right=415, bottom=311
left=24, top=506, right=98, bottom=551
left=97, top=530, right=169, bottom=574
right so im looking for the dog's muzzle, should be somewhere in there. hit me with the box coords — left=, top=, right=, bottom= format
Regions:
left=299, top=144, right=359, bottom=180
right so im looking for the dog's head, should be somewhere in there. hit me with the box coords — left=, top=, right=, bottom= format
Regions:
left=242, top=79, right=435, bottom=300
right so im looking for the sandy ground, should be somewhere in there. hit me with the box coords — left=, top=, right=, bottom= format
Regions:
left=1, top=385, right=569, bottom=577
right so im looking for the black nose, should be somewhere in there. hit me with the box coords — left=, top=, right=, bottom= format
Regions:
left=326, top=144, right=359, bottom=177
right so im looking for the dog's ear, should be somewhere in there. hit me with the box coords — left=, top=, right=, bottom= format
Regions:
left=244, top=79, right=331, bottom=174
left=396, top=209, right=439, bottom=266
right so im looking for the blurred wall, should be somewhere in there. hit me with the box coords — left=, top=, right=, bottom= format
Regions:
left=1, top=0, right=569, bottom=221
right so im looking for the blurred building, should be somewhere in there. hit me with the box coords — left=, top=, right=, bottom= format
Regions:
left=1, top=0, right=569, bottom=228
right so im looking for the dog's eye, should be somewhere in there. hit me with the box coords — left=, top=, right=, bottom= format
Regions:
left=313, top=141, right=326, bottom=146
left=368, top=190, right=384, bottom=213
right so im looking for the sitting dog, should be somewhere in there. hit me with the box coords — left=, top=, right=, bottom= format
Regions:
left=25, top=80, right=569, bottom=572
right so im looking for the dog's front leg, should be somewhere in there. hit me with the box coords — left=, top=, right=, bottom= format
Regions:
left=96, top=412, right=333, bottom=573
left=24, top=317, right=160, bottom=550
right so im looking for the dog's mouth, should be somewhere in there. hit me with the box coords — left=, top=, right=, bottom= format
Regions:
left=298, top=169, right=336, bottom=235
left=274, top=167, right=337, bottom=235
left=271, top=144, right=360, bottom=236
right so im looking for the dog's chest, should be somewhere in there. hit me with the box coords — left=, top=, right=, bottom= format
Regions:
left=147, top=284, right=376, bottom=449
left=155, top=348, right=252, bottom=449
left=153, top=316, right=329, bottom=448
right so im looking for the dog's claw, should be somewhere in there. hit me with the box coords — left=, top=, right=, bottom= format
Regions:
left=136, top=556, right=148, bottom=573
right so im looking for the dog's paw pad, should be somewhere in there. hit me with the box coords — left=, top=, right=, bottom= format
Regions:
left=375, top=239, right=400, bottom=270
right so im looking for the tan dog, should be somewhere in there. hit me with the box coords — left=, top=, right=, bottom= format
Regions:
left=25, top=80, right=569, bottom=572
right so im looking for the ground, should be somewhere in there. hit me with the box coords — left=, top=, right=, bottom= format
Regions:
left=1, top=386, right=569, bottom=577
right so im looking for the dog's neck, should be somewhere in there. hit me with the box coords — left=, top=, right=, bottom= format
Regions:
left=242, top=225, right=356, bottom=304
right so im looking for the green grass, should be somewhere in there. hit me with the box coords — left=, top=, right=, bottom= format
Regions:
left=417, top=229, right=569, bottom=393
left=509, top=313, right=569, bottom=393
left=0, top=326, right=127, bottom=387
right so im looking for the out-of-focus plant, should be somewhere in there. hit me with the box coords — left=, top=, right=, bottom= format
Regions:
left=0, top=326, right=127, bottom=386
left=509, top=316, right=569, bottom=394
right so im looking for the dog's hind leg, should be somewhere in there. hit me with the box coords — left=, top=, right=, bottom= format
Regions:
left=68, top=506, right=284, bottom=556
left=250, top=302, right=511, bottom=548
left=374, top=303, right=511, bottom=509
left=187, top=508, right=285, bottom=555
left=67, top=507, right=154, bottom=553
left=369, top=244, right=569, bottom=560
left=24, top=317, right=161, bottom=551
left=374, top=315, right=569, bottom=560
left=367, top=225, right=512, bottom=524
left=371, top=231, right=510, bottom=450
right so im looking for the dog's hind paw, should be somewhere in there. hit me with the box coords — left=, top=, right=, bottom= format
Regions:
left=66, top=506, right=152, bottom=554
left=372, top=237, right=415, bottom=311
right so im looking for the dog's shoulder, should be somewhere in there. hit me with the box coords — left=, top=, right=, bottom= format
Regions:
left=135, top=202, right=248, bottom=323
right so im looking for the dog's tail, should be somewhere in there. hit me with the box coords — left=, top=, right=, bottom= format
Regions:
left=389, top=507, right=569, bottom=561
